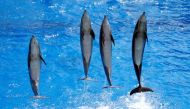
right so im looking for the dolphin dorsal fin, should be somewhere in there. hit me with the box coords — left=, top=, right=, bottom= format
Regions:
left=40, top=55, right=46, bottom=65
left=111, top=34, right=115, bottom=46
left=90, top=29, right=95, bottom=40
left=144, top=32, right=148, bottom=43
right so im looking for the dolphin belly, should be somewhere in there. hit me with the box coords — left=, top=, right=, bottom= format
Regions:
left=81, top=34, right=93, bottom=62
left=29, top=60, right=40, bottom=81
left=134, top=35, right=145, bottom=66
left=28, top=36, right=46, bottom=97
left=29, top=59, right=41, bottom=96
left=130, top=12, right=153, bottom=95
left=102, top=41, right=112, bottom=68
left=101, top=40, right=112, bottom=86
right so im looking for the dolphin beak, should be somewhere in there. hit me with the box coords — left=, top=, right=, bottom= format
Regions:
left=104, top=15, right=108, bottom=20
left=83, top=10, right=88, bottom=16
left=142, top=12, right=145, bottom=15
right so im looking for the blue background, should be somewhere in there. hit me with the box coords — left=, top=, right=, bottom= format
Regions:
left=0, top=0, right=190, bottom=108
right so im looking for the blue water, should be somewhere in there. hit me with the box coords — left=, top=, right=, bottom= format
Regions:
left=0, top=0, right=190, bottom=108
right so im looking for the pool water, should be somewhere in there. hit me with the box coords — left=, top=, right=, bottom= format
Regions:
left=0, top=0, right=190, bottom=109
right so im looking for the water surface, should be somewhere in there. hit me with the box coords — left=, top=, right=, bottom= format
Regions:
left=0, top=0, right=190, bottom=108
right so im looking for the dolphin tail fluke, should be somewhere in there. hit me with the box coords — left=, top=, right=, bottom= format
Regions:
left=79, top=77, right=97, bottom=81
left=32, top=96, right=48, bottom=99
left=130, top=85, right=153, bottom=95
left=103, top=85, right=122, bottom=89
left=79, top=77, right=90, bottom=80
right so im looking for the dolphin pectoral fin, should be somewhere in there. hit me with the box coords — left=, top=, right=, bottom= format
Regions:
left=28, top=55, right=30, bottom=69
left=101, top=37, right=105, bottom=46
left=40, top=55, right=46, bottom=65
left=32, top=96, right=48, bottom=99
left=80, top=31, right=84, bottom=40
left=145, top=32, right=148, bottom=43
left=130, top=85, right=153, bottom=95
left=111, top=34, right=115, bottom=46
left=90, top=29, right=95, bottom=40
left=100, top=29, right=105, bottom=46
left=102, top=40, right=104, bottom=46
left=101, top=35, right=105, bottom=46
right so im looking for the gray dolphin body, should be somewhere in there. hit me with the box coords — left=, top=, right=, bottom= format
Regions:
left=28, top=36, right=46, bottom=97
left=100, top=16, right=115, bottom=87
left=130, top=12, right=153, bottom=95
left=80, top=10, right=95, bottom=80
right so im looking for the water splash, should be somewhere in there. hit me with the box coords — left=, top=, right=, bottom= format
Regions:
left=124, top=94, right=154, bottom=109
left=75, top=92, right=168, bottom=109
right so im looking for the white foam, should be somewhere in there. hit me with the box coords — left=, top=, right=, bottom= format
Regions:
left=59, top=7, right=66, bottom=15
left=45, top=34, right=58, bottom=38
left=96, top=105, right=110, bottom=109
left=31, top=102, right=40, bottom=109
left=44, top=34, right=59, bottom=41
left=78, top=105, right=110, bottom=109
left=78, top=106, right=93, bottom=109
left=126, top=94, right=154, bottom=109
left=72, top=89, right=166, bottom=109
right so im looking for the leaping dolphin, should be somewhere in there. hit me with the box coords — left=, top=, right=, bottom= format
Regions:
left=130, top=12, right=153, bottom=95
left=80, top=10, right=95, bottom=80
left=28, top=35, right=46, bottom=98
left=100, top=16, right=117, bottom=88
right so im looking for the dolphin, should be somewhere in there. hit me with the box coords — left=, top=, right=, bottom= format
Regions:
left=80, top=10, right=95, bottom=80
left=100, top=16, right=116, bottom=88
left=28, top=36, right=46, bottom=98
left=130, top=12, right=153, bottom=95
